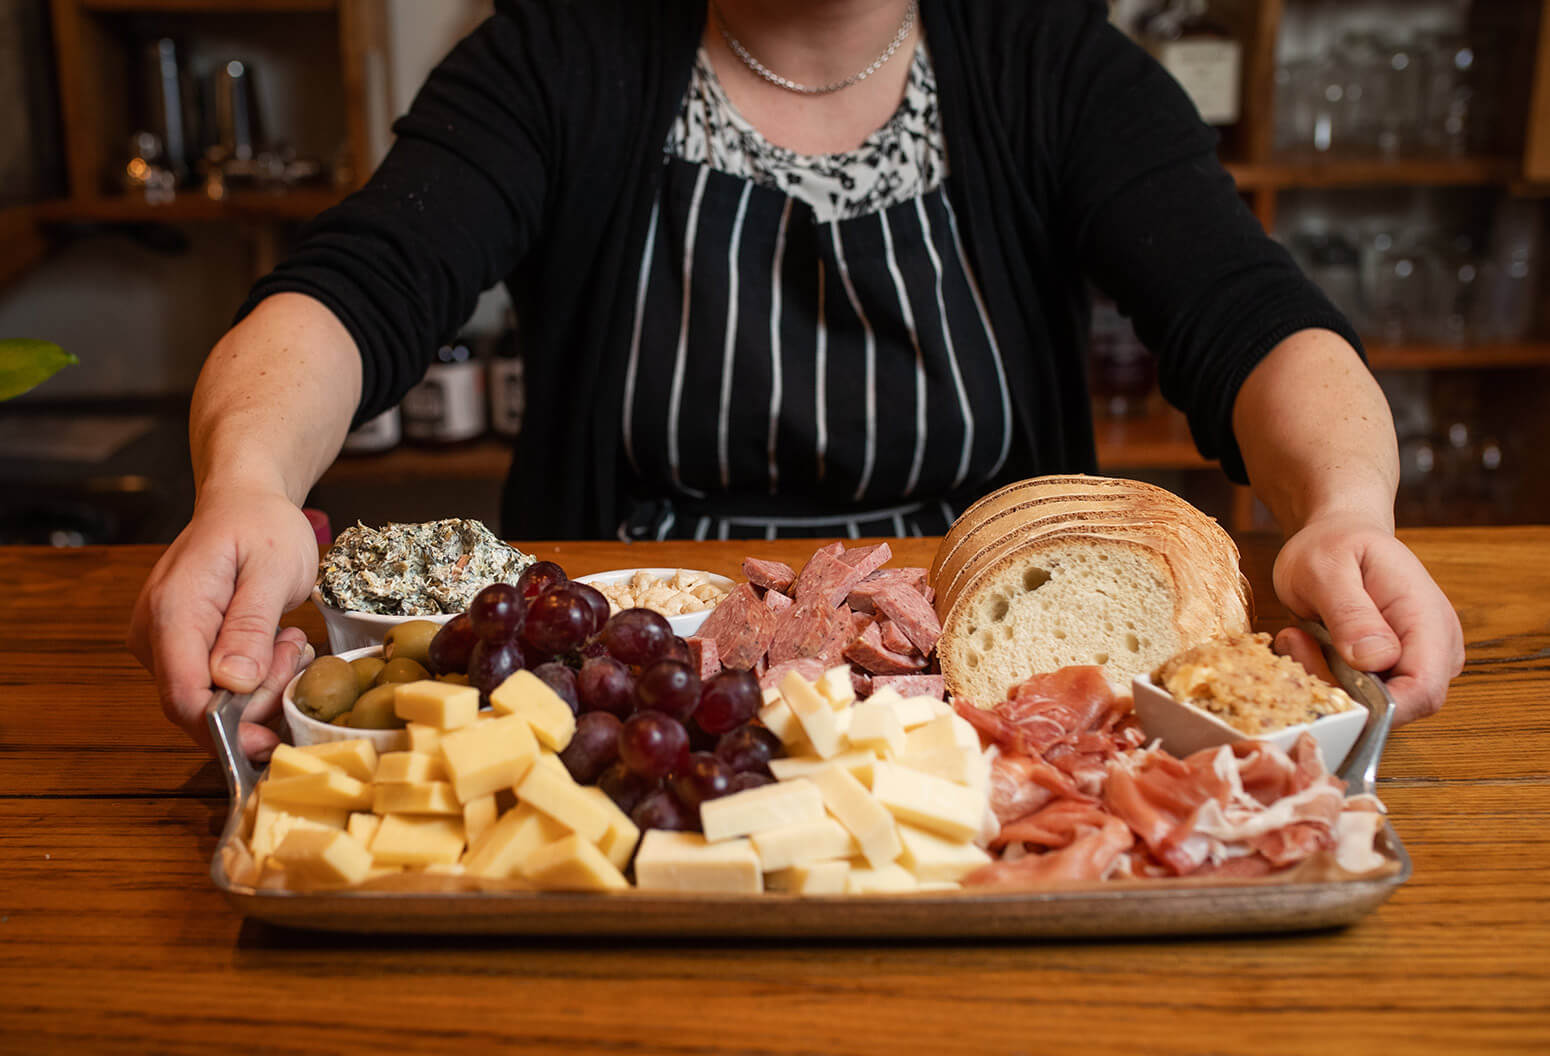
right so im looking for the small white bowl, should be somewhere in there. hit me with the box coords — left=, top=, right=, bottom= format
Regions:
left=311, top=589, right=459, bottom=654
left=1131, top=673, right=1368, bottom=772
left=282, top=644, right=409, bottom=752
left=573, top=568, right=736, bottom=638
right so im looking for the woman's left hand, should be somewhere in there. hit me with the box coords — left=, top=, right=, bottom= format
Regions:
left=1269, top=512, right=1464, bottom=726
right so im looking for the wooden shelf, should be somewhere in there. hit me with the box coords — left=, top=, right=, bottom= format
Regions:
left=33, top=188, right=345, bottom=224
left=1225, top=156, right=1523, bottom=190
left=318, top=439, right=513, bottom=486
left=1366, top=342, right=1550, bottom=370
left=1094, top=403, right=1214, bottom=471
left=80, top=0, right=336, bottom=12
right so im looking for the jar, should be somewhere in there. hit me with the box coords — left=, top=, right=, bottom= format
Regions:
left=488, top=325, right=525, bottom=439
left=402, top=338, right=487, bottom=445
left=341, top=407, right=401, bottom=454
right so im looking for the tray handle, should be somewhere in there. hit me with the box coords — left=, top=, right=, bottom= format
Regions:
left=1296, top=619, right=1397, bottom=797
left=206, top=689, right=259, bottom=818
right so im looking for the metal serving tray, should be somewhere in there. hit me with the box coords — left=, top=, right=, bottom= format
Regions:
left=208, top=624, right=1410, bottom=938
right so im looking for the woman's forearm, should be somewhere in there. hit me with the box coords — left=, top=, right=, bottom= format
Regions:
left=1232, top=328, right=1398, bottom=534
left=190, top=293, right=364, bottom=505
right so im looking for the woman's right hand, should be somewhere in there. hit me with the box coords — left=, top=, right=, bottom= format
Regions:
left=128, top=485, right=321, bottom=758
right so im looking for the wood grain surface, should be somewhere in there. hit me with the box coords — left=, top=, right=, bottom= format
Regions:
left=2, top=529, right=1548, bottom=1054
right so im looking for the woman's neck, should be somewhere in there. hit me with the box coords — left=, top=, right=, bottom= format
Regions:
left=711, top=0, right=914, bottom=90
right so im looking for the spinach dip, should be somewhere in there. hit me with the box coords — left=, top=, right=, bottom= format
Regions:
left=317, top=519, right=535, bottom=615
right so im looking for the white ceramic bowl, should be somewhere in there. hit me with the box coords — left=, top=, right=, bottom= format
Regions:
left=311, top=588, right=459, bottom=655
left=574, top=567, right=736, bottom=638
left=1131, top=673, right=1369, bottom=772
left=282, top=644, right=409, bottom=752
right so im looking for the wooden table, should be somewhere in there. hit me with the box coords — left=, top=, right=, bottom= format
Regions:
left=2, top=530, right=1547, bottom=1054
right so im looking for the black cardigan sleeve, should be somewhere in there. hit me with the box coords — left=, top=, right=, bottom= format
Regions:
left=1042, top=3, right=1362, bottom=483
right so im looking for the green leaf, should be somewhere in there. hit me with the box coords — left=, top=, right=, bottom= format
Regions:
left=0, top=339, right=78, bottom=401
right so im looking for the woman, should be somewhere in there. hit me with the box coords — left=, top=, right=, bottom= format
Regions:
left=129, top=0, right=1462, bottom=757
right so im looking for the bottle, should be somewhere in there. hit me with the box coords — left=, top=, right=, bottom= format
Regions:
left=402, top=338, right=487, bottom=445
left=341, top=407, right=402, bottom=455
left=487, top=316, right=525, bottom=439
left=1135, top=0, right=1243, bottom=127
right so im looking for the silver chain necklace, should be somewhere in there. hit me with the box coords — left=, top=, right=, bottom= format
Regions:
left=711, top=1, right=917, bottom=96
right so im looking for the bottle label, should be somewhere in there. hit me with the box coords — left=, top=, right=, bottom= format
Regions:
left=403, top=363, right=486, bottom=443
left=1153, top=39, right=1241, bottom=125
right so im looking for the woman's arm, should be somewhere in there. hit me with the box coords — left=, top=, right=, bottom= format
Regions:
left=1232, top=329, right=1464, bottom=724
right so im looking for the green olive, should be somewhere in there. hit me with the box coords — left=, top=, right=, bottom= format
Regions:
left=349, top=656, right=386, bottom=694
left=383, top=620, right=440, bottom=669
left=292, top=656, right=359, bottom=722
left=437, top=672, right=470, bottom=686
left=375, top=657, right=430, bottom=685
left=349, top=684, right=403, bottom=729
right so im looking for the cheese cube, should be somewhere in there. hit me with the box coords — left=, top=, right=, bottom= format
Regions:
left=346, top=812, right=382, bottom=846
left=393, top=680, right=479, bottom=730
left=580, top=786, right=641, bottom=871
left=846, top=698, right=907, bottom=758
left=463, top=794, right=498, bottom=845
left=250, top=799, right=348, bottom=861
left=817, top=665, right=855, bottom=710
left=440, top=713, right=540, bottom=803
left=633, top=831, right=762, bottom=894
left=757, top=697, right=809, bottom=750
left=374, top=751, right=447, bottom=784
left=268, top=743, right=334, bottom=780
left=699, top=778, right=825, bottom=842
left=864, top=687, right=940, bottom=731
left=489, top=669, right=577, bottom=751
left=750, top=818, right=858, bottom=872
left=845, top=862, right=919, bottom=894
left=369, top=814, right=465, bottom=867
left=272, top=829, right=374, bottom=887
left=806, top=764, right=901, bottom=867
left=766, top=859, right=850, bottom=895
left=522, top=833, right=630, bottom=891
left=897, top=822, right=992, bottom=883
left=462, top=804, right=570, bottom=878
left=949, top=713, right=982, bottom=751
left=372, top=780, right=462, bottom=815
left=780, top=671, right=846, bottom=759
left=761, top=686, right=782, bottom=707
left=769, top=748, right=878, bottom=786
left=516, top=754, right=613, bottom=845
left=900, top=716, right=975, bottom=784
left=261, top=770, right=373, bottom=810
left=870, top=761, right=984, bottom=842
left=405, top=722, right=442, bottom=754
left=295, top=739, right=379, bottom=782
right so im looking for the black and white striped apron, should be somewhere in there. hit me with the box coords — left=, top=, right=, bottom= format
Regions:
left=620, top=156, right=1012, bottom=540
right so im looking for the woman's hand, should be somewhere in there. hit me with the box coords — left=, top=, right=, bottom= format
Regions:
left=1270, top=512, right=1464, bottom=726
left=128, top=485, right=320, bottom=758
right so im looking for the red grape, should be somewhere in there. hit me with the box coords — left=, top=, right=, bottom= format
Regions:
left=694, top=669, right=761, bottom=735
left=467, top=583, right=523, bottom=643
left=670, top=751, right=733, bottom=809
left=630, top=789, right=697, bottom=832
left=559, top=711, right=621, bottom=784
left=663, top=636, right=692, bottom=665
left=515, top=561, right=566, bottom=605
left=597, top=761, right=656, bottom=814
left=727, top=771, right=775, bottom=793
left=426, top=613, right=478, bottom=675
left=577, top=656, right=634, bottom=717
left=635, top=659, right=700, bottom=722
left=522, top=589, right=593, bottom=655
left=531, top=660, right=580, bottom=714
left=618, top=710, right=689, bottom=779
left=468, top=638, right=524, bottom=704
left=567, top=581, right=611, bottom=636
left=599, top=608, right=673, bottom=666
left=714, top=724, right=782, bottom=775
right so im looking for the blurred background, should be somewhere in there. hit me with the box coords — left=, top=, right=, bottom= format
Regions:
left=0, top=0, right=1546, bottom=544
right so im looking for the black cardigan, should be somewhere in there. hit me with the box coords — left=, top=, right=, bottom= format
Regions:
left=242, top=0, right=1359, bottom=539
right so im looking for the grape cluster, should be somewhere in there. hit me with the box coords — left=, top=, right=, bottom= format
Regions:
left=426, top=566, right=782, bottom=835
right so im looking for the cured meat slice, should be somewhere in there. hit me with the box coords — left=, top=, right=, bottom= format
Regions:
left=767, top=597, right=849, bottom=666
left=986, top=752, right=1085, bottom=826
left=695, top=583, right=777, bottom=671
left=952, top=666, right=1122, bottom=758
left=817, top=603, right=856, bottom=665
left=763, top=589, right=794, bottom=613
left=846, top=568, right=929, bottom=613
left=843, top=621, right=927, bottom=675
left=838, top=541, right=892, bottom=577
left=685, top=636, right=721, bottom=682
left=871, top=582, right=942, bottom=655
left=743, top=557, right=796, bottom=595
left=850, top=669, right=874, bottom=700
left=876, top=618, right=917, bottom=657
left=965, top=814, right=1133, bottom=888
left=871, top=674, right=944, bottom=699
left=790, top=548, right=867, bottom=607
left=759, top=658, right=826, bottom=691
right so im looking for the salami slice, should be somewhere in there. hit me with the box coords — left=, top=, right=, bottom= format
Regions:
left=838, top=541, right=892, bottom=578
left=872, top=582, right=943, bottom=655
left=876, top=618, right=917, bottom=657
left=764, top=589, right=794, bottom=613
left=767, top=597, right=848, bottom=666
left=843, top=621, right=928, bottom=675
left=743, top=557, right=797, bottom=595
left=790, top=548, right=866, bottom=607
left=760, top=658, right=826, bottom=690
left=685, top=636, right=721, bottom=681
left=872, top=673, right=945, bottom=700
left=695, top=583, right=777, bottom=671
left=850, top=670, right=874, bottom=700
left=846, top=567, right=930, bottom=613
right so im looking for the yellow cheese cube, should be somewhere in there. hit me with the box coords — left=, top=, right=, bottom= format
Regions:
left=806, top=764, right=901, bottom=867
left=272, top=828, right=374, bottom=887
left=845, top=862, right=919, bottom=894
left=369, top=814, right=465, bottom=867
left=817, top=665, right=856, bottom=710
left=295, top=739, right=379, bottom=782
left=393, top=679, right=479, bottom=730
left=440, top=713, right=540, bottom=803
left=768, top=748, right=879, bottom=787
left=757, top=697, right=810, bottom=751
left=780, top=671, right=847, bottom=759
left=760, top=686, right=782, bottom=707
left=633, top=831, right=762, bottom=894
left=372, top=780, right=462, bottom=815
left=699, top=777, right=825, bottom=842
left=261, top=770, right=373, bottom=811
left=463, top=794, right=498, bottom=846
left=522, top=834, right=629, bottom=891
left=462, top=804, right=570, bottom=878
left=766, top=859, right=850, bottom=895
left=346, top=812, right=382, bottom=846
left=250, top=799, right=348, bottom=861
left=750, top=817, right=858, bottom=873
left=374, top=751, right=447, bottom=784
left=897, top=822, right=992, bottom=883
left=489, top=669, right=576, bottom=751
left=900, top=716, right=975, bottom=784
left=863, top=687, right=941, bottom=731
left=870, top=761, right=984, bottom=842
left=579, top=786, right=641, bottom=871
left=846, top=698, right=908, bottom=758
left=516, top=755, right=613, bottom=845
left=268, top=743, right=334, bottom=780
left=405, top=722, right=443, bottom=754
